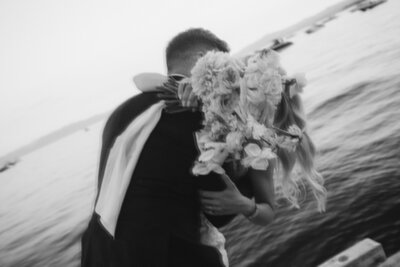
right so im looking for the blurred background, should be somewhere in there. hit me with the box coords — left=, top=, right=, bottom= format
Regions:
left=0, top=0, right=399, bottom=266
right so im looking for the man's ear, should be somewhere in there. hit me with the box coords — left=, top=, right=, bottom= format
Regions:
left=195, top=51, right=206, bottom=60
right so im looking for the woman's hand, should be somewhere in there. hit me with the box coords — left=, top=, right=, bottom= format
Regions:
left=200, top=165, right=276, bottom=226
left=177, top=78, right=199, bottom=108
left=199, top=174, right=255, bottom=216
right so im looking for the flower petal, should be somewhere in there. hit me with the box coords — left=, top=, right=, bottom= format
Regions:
left=261, top=148, right=277, bottom=159
left=208, top=162, right=226, bottom=174
left=192, top=162, right=211, bottom=175
left=241, top=156, right=253, bottom=167
left=199, top=150, right=215, bottom=162
left=251, top=158, right=269, bottom=170
left=244, top=143, right=261, bottom=157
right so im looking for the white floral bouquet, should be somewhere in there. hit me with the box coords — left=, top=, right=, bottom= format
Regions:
left=189, top=49, right=306, bottom=176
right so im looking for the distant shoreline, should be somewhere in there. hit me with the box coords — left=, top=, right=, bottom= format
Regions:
left=0, top=112, right=108, bottom=167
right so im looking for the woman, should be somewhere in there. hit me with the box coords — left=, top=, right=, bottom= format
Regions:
left=176, top=70, right=326, bottom=225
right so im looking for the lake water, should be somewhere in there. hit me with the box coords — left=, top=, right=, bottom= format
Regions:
left=1, top=1, right=400, bottom=266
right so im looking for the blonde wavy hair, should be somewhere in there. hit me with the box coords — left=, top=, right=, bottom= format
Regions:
left=273, top=81, right=327, bottom=212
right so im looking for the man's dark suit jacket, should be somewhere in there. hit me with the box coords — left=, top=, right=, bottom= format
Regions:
left=81, top=92, right=232, bottom=267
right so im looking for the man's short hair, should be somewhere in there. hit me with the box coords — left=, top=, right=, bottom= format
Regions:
left=166, top=28, right=230, bottom=71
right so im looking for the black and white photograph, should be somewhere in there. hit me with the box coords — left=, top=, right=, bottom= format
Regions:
left=0, top=0, right=399, bottom=266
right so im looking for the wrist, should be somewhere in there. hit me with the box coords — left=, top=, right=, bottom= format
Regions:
left=240, top=197, right=256, bottom=217
left=246, top=203, right=259, bottom=221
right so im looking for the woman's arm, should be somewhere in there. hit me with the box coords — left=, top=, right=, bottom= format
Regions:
left=245, top=162, right=275, bottom=225
left=199, top=161, right=275, bottom=226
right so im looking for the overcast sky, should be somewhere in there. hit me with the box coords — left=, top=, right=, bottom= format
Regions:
left=0, top=0, right=343, bottom=155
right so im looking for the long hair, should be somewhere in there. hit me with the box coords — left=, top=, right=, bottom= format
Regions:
left=273, top=82, right=327, bottom=211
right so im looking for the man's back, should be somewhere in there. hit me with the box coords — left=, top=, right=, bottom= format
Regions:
left=114, top=91, right=204, bottom=235
left=82, top=92, right=225, bottom=267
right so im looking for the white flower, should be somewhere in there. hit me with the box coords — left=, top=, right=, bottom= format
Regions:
left=191, top=51, right=229, bottom=97
left=246, top=115, right=275, bottom=141
left=216, top=64, right=242, bottom=93
left=226, top=131, right=244, bottom=151
left=227, top=115, right=240, bottom=131
left=208, top=92, right=240, bottom=117
left=253, top=123, right=267, bottom=140
left=245, top=49, right=281, bottom=74
left=247, top=115, right=266, bottom=140
left=242, top=143, right=276, bottom=170
left=191, top=51, right=243, bottom=99
left=242, top=79, right=266, bottom=105
left=192, top=142, right=229, bottom=175
left=202, top=142, right=229, bottom=165
left=259, top=72, right=283, bottom=106
left=196, top=132, right=212, bottom=150
left=210, top=121, right=226, bottom=138
left=241, top=49, right=283, bottom=109
left=192, top=161, right=225, bottom=175
left=277, top=136, right=299, bottom=152
left=287, top=125, right=303, bottom=137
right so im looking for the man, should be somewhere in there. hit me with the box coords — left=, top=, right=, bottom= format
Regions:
left=81, top=28, right=230, bottom=267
